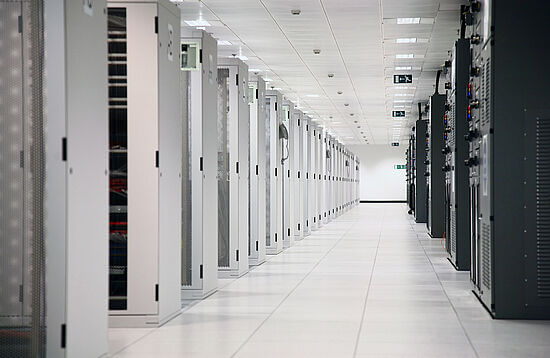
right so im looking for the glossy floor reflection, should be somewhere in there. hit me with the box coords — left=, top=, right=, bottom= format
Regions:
left=109, top=203, right=550, bottom=357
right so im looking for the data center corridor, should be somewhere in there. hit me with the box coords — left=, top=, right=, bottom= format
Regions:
left=108, top=203, right=550, bottom=358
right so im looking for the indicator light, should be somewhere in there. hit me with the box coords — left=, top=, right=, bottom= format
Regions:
left=467, top=105, right=472, bottom=121
left=468, top=83, right=472, bottom=98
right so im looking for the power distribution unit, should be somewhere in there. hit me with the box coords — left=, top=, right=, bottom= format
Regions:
left=467, top=0, right=550, bottom=318
left=444, top=38, right=471, bottom=271
left=107, top=0, right=182, bottom=327
left=414, top=119, right=428, bottom=223
left=426, top=93, right=446, bottom=238
left=249, top=76, right=267, bottom=265
left=181, top=29, right=218, bottom=299
left=217, top=58, right=250, bottom=277
left=282, top=101, right=295, bottom=248
left=265, top=90, right=284, bottom=255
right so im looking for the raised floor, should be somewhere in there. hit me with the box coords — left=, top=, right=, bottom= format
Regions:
left=109, top=203, right=550, bottom=357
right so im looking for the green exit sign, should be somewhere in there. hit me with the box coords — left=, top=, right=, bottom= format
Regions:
left=391, top=142, right=400, bottom=146
left=394, top=165, right=406, bottom=170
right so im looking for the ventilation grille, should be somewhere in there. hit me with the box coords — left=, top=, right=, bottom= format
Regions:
left=448, top=102, right=455, bottom=146
left=536, top=118, right=550, bottom=298
left=481, top=222, right=492, bottom=289
left=481, top=60, right=491, bottom=127
left=451, top=210, right=457, bottom=254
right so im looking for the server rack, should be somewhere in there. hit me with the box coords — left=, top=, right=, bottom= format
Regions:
left=308, top=123, right=319, bottom=230
left=467, top=0, right=550, bottom=318
left=216, top=58, right=249, bottom=277
left=444, top=36, right=471, bottom=271
left=265, top=90, right=284, bottom=255
left=107, top=0, right=182, bottom=327
left=302, top=116, right=312, bottom=236
left=249, top=76, right=267, bottom=265
left=282, top=101, right=295, bottom=248
left=406, top=139, right=414, bottom=213
left=43, top=0, right=109, bottom=355
left=293, top=110, right=305, bottom=240
left=426, top=91, right=446, bottom=237
left=414, top=118, right=428, bottom=223
left=181, top=29, right=218, bottom=299
left=325, top=134, right=335, bottom=223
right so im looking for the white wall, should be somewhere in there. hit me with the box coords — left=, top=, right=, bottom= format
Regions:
left=349, top=144, right=406, bottom=201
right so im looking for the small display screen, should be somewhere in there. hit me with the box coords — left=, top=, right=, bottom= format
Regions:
left=393, top=74, right=412, bottom=84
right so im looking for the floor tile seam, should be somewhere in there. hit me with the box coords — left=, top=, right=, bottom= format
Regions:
left=405, top=205, right=480, bottom=358
left=352, top=210, right=384, bottom=358
left=229, top=209, right=360, bottom=358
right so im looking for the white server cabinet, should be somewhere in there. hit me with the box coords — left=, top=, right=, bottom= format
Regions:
left=43, top=0, right=108, bottom=355
left=325, top=135, right=334, bottom=223
left=249, top=76, right=267, bottom=265
left=319, top=130, right=328, bottom=224
left=106, top=0, right=182, bottom=327
left=314, top=127, right=324, bottom=228
left=181, top=29, right=218, bottom=299
left=336, top=141, right=343, bottom=216
left=292, top=110, right=304, bottom=241
left=309, top=124, right=319, bottom=230
left=282, top=101, right=295, bottom=247
left=217, top=58, right=250, bottom=277
left=265, top=91, right=284, bottom=255
left=355, top=157, right=360, bottom=205
left=302, top=117, right=311, bottom=237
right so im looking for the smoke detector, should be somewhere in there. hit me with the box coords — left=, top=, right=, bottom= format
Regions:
left=328, top=73, right=334, bottom=78
left=337, top=91, right=343, bottom=95
left=291, top=9, right=301, bottom=15
left=313, top=49, right=321, bottom=55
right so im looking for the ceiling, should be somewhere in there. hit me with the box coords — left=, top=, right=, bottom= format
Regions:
left=174, top=0, right=462, bottom=145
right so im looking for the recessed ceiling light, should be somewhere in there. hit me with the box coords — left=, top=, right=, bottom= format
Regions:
left=394, top=93, right=413, bottom=97
left=395, top=66, right=412, bottom=71
left=396, top=17, right=420, bottom=25
left=396, top=38, right=417, bottom=43
left=306, top=94, right=319, bottom=98
left=236, top=55, right=248, bottom=61
left=184, top=20, right=211, bottom=27
left=248, top=68, right=262, bottom=72
left=218, top=40, right=232, bottom=46
left=394, top=100, right=413, bottom=103
left=263, top=77, right=273, bottom=82
left=396, top=54, right=414, bottom=59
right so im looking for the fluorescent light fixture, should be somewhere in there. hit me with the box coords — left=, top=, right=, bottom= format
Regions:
left=196, top=26, right=206, bottom=30
left=306, top=94, right=320, bottom=98
left=248, top=68, right=262, bottom=72
left=236, top=55, right=248, bottom=61
left=396, top=38, right=417, bottom=43
left=394, top=86, right=416, bottom=90
left=394, top=100, right=413, bottom=103
left=272, top=87, right=282, bottom=90
left=395, top=66, right=412, bottom=71
left=397, top=17, right=420, bottom=24
left=263, top=78, right=273, bottom=82
left=218, top=40, right=232, bottom=46
left=394, top=93, right=413, bottom=97
left=396, top=54, right=414, bottom=59
left=393, top=105, right=406, bottom=109
left=184, top=20, right=211, bottom=27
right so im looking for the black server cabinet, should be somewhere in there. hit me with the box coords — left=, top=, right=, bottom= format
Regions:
left=467, top=0, right=550, bottom=319
left=426, top=94, right=446, bottom=238
left=414, top=119, right=428, bottom=223
left=444, top=38, right=471, bottom=271
left=406, top=138, right=414, bottom=213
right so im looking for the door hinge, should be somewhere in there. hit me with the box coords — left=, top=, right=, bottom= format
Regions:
left=155, top=284, right=159, bottom=301
left=256, top=164, right=259, bottom=175
left=288, top=170, right=290, bottom=178
left=62, top=137, right=67, bottom=161
left=275, top=167, right=278, bottom=177
left=200, top=157, right=203, bottom=171
left=298, top=119, right=301, bottom=127
left=236, top=73, right=239, bottom=86
left=155, top=150, right=159, bottom=168
left=154, top=16, right=158, bottom=33
left=298, top=223, right=301, bottom=231
left=256, top=241, right=259, bottom=251
left=236, top=161, right=239, bottom=174
left=256, top=89, right=259, bottom=99
left=199, top=264, right=203, bottom=279
left=297, top=171, right=300, bottom=179
left=275, top=102, right=278, bottom=111
left=275, top=233, right=278, bottom=242
left=18, top=15, right=22, bottom=33
left=199, top=49, right=203, bottom=63
left=61, top=324, right=66, bottom=348
left=287, top=228, right=290, bottom=237
left=236, top=250, right=239, bottom=262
